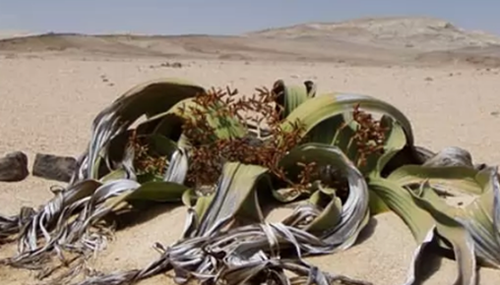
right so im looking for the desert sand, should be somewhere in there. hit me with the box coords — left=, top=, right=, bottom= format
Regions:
left=1, top=16, right=500, bottom=285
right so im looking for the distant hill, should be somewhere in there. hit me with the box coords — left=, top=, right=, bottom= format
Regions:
left=247, top=16, right=500, bottom=51
left=2, top=16, right=500, bottom=67
left=0, top=30, right=34, bottom=40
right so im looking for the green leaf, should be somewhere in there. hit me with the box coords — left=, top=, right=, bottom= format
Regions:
left=273, top=79, right=313, bottom=117
left=158, top=97, right=248, bottom=141
left=205, top=106, right=247, bottom=139
left=83, top=79, right=205, bottom=179
left=279, top=143, right=370, bottom=249
left=115, top=78, right=205, bottom=119
left=99, top=169, right=128, bottom=182
left=136, top=173, right=164, bottom=183
left=279, top=142, right=359, bottom=177
left=195, top=162, right=268, bottom=236
left=273, top=79, right=311, bottom=117
left=134, top=84, right=248, bottom=143
left=372, top=118, right=407, bottom=177
left=134, top=98, right=192, bottom=139
left=369, top=177, right=435, bottom=243
left=306, top=114, right=354, bottom=151
left=125, top=181, right=189, bottom=202
left=144, top=113, right=185, bottom=140
left=408, top=182, right=477, bottom=285
left=147, top=134, right=179, bottom=158
left=368, top=188, right=390, bottom=215
left=281, top=92, right=414, bottom=146
left=181, top=188, right=197, bottom=207
left=388, top=165, right=483, bottom=195
left=194, top=194, right=214, bottom=222
left=305, top=190, right=343, bottom=234
left=459, top=167, right=500, bottom=268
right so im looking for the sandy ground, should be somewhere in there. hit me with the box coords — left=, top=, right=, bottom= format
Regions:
left=0, top=55, right=500, bottom=285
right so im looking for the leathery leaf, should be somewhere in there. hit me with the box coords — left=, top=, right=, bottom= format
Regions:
left=408, top=182, right=477, bottom=285
left=367, top=178, right=442, bottom=285
left=367, top=118, right=407, bottom=214
left=194, top=162, right=268, bottom=236
left=368, top=178, right=435, bottom=243
left=204, top=105, right=247, bottom=139
left=134, top=98, right=192, bottom=139
left=388, top=165, right=483, bottom=196
left=168, top=97, right=248, bottom=140
left=135, top=92, right=248, bottom=145
left=273, top=79, right=311, bottom=117
left=306, top=112, right=357, bottom=160
left=125, top=181, right=188, bottom=202
left=82, top=78, right=205, bottom=180
left=305, top=189, right=343, bottom=235
left=98, top=180, right=189, bottom=216
left=281, top=92, right=414, bottom=146
left=371, top=118, right=407, bottom=178
left=279, top=143, right=370, bottom=249
left=458, top=167, right=500, bottom=268
left=113, top=78, right=205, bottom=119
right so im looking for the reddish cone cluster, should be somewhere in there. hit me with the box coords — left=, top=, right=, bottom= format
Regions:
left=352, top=103, right=388, bottom=167
left=179, top=86, right=306, bottom=188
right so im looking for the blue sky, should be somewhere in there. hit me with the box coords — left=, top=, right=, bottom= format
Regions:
left=0, top=0, right=499, bottom=35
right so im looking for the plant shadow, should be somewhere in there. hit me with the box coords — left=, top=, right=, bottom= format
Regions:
left=412, top=242, right=445, bottom=285
left=354, top=217, right=378, bottom=245
left=107, top=202, right=180, bottom=231
left=422, top=242, right=482, bottom=285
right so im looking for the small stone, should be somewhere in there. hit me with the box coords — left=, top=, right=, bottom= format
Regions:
left=0, top=151, right=29, bottom=182
left=171, top=62, right=183, bottom=68
left=491, top=111, right=499, bottom=117
left=424, top=77, right=433, bottom=81
left=32, top=153, right=77, bottom=182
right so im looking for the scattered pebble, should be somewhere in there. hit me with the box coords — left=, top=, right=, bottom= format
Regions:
left=149, top=61, right=183, bottom=69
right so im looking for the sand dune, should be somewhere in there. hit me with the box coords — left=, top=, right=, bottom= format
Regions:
left=2, top=16, right=500, bottom=67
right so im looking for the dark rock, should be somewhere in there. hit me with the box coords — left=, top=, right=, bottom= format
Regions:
left=0, top=151, right=29, bottom=182
left=32, top=153, right=77, bottom=182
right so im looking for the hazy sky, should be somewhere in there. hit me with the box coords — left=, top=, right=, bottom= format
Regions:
left=0, top=0, right=499, bottom=36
